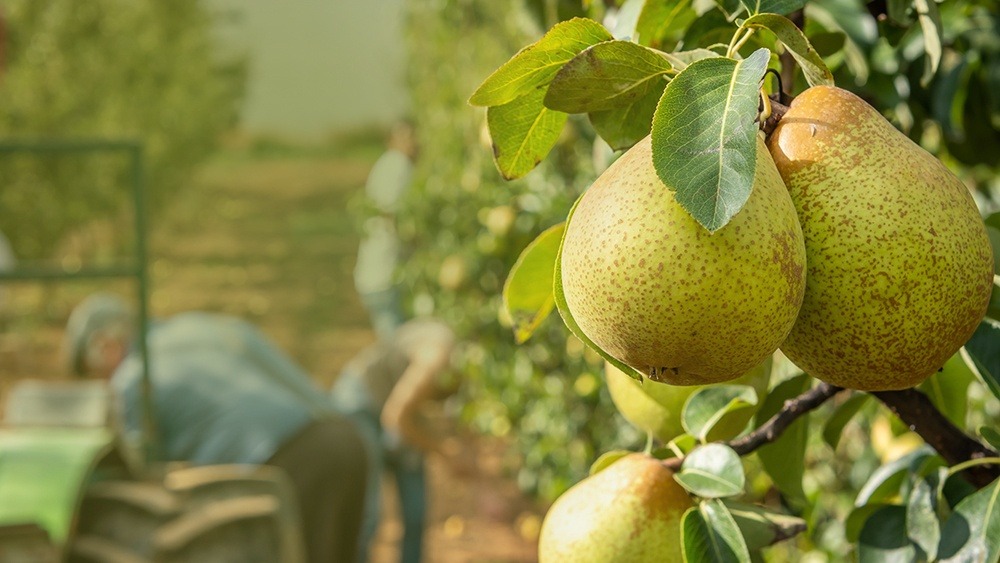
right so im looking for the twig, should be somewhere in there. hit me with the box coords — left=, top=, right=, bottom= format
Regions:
left=663, top=382, right=844, bottom=471
left=874, top=388, right=1000, bottom=488
left=760, top=96, right=791, bottom=138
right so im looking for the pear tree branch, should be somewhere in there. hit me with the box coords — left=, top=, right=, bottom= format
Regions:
left=659, top=378, right=1000, bottom=488
left=874, top=388, right=1000, bottom=488
left=662, top=382, right=844, bottom=471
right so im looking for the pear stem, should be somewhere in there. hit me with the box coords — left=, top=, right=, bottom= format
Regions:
left=760, top=96, right=791, bottom=138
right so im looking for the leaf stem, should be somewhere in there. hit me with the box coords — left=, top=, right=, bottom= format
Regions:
left=725, top=27, right=748, bottom=59
left=730, top=28, right=757, bottom=58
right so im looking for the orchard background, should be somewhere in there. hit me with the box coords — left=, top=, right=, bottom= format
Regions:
left=0, top=0, right=998, bottom=561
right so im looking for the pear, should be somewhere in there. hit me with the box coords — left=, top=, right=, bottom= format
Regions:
left=767, top=86, right=994, bottom=391
left=560, top=135, right=806, bottom=385
left=607, top=355, right=772, bottom=443
left=538, top=453, right=691, bottom=562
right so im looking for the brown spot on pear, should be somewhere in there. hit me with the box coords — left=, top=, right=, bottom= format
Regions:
left=538, top=453, right=692, bottom=563
left=560, top=135, right=806, bottom=385
left=767, top=85, right=994, bottom=391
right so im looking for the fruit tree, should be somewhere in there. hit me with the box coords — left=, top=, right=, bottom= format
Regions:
left=466, top=0, right=1000, bottom=559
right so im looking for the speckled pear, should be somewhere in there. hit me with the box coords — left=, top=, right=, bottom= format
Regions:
left=560, top=135, right=806, bottom=385
left=767, top=85, right=994, bottom=391
left=538, top=453, right=692, bottom=562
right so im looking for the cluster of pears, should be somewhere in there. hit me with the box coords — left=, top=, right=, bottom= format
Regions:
left=561, top=85, right=993, bottom=392
left=540, top=86, right=994, bottom=561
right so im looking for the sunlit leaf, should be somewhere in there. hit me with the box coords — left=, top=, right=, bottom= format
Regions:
left=913, top=0, right=942, bottom=86
left=681, top=501, right=750, bottom=563
left=907, top=474, right=941, bottom=560
left=651, top=47, right=769, bottom=232
left=754, top=373, right=811, bottom=506
left=682, top=385, right=758, bottom=443
left=487, top=89, right=568, bottom=180
left=469, top=18, right=613, bottom=107
left=502, top=223, right=565, bottom=343
left=675, top=443, right=745, bottom=498
left=938, top=477, right=1000, bottom=562
left=545, top=41, right=672, bottom=113
left=855, top=446, right=939, bottom=506
left=742, top=13, right=835, bottom=87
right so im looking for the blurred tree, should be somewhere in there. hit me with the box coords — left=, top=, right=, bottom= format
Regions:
left=398, top=0, right=641, bottom=501
left=0, top=0, right=245, bottom=260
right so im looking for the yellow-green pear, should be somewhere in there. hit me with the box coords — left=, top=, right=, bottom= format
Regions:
left=606, top=355, right=772, bottom=443
left=767, top=86, right=994, bottom=391
left=538, top=453, right=691, bottom=562
left=560, top=135, right=806, bottom=385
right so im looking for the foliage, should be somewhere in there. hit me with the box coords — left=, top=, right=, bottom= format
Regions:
left=402, top=0, right=1000, bottom=558
left=399, top=0, right=640, bottom=501
left=0, top=0, right=245, bottom=259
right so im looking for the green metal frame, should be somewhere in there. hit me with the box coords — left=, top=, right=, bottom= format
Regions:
left=0, top=139, right=157, bottom=464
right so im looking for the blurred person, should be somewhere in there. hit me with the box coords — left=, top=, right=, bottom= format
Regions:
left=0, top=228, right=15, bottom=317
left=354, top=121, right=416, bottom=341
left=64, top=292, right=368, bottom=563
left=331, top=317, right=471, bottom=563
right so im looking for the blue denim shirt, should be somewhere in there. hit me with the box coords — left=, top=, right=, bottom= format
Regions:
left=113, top=312, right=335, bottom=465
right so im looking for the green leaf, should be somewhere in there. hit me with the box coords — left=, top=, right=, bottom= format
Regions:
left=917, top=352, right=975, bottom=428
left=544, top=41, right=672, bottom=113
left=554, top=192, right=646, bottom=382
left=907, top=475, right=941, bottom=560
left=636, top=0, right=695, bottom=48
left=980, top=426, right=1000, bottom=452
left=723, top=500, right=808, bottom=550
left=937, top=477, right=1000, bottom=562
left=469, top=17, right=613, bottom=107
left=822, top=393, right=870, bottom=449
left=962, top=321, right=1000, bottom=403
left=650, top=47, right=769, bottom=232
left=855, top=446, right=939, bottom=506
left=502, top=223, right=565, bottom=343
left=739, top=0, right=806, bottom=16
left=742, top=14, right=835, bottom=87
left=857, top=505, right=919, bottom=563
left=589, top=449, right=632, bottom=475
left=846, top=502, right=895, bottom=543
left=663, top=49, right=724, bottom=69
left=487, top=89, right=569, bottom=180
left=754, top=373, right=811, bottom=506
left=682, top=501, right=751, bottom=563
left=675, top=443, right=745, bottom=498
left=913, top=0, right=942, bottom=87
left=588, top=85, right=663, bottom=151
left=682, top=385, right=759, bottom=443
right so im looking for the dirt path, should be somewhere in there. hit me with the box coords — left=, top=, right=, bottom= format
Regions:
left=0, top=142, right=543, bottom=562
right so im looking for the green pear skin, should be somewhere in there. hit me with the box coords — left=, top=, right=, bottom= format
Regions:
left=767, top=86, right=994, bottom=391
left=538, top=453, right=691, bottom=562
left=560, top=135, right=806, bottom=385
left=607, top=355, right=771, bottom=443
